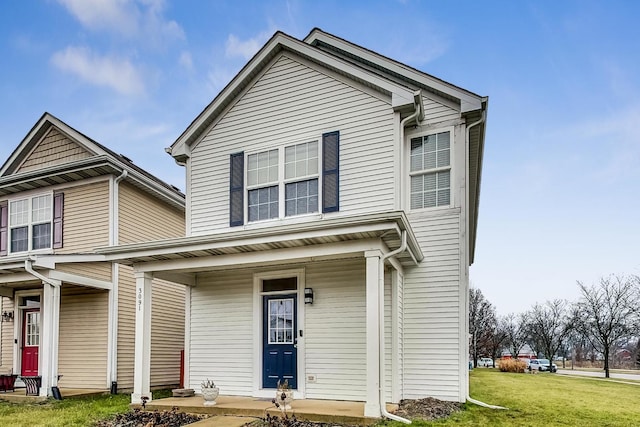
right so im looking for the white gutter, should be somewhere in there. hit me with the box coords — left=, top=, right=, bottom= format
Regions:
left=379, top=230, right=411, bottom=424
left=25, top=258, right=59, bottom=288
left=463, top=110, right=504, bottom=410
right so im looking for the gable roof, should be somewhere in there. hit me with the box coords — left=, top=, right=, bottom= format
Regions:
left=168, top=30, right=419, bottom=161
left=0, top=112, right=184, bottom=209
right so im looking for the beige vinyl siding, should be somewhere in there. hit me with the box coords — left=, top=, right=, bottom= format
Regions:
left=189, top=53, right=395, bottom=235
left=17, top=127, right=93, bottom=174
left=189, top=269, right=254, bottom=395
left=118, top=182, right=184, bottom=244
left=117, top=264, right=136, bottom=390
left=150, top=278, right=184, bottom=387
left=304, top=259, right=366, bottom=401
left=117, top=265, right=185, bottom=389
left=0, top=297, right=14, bottom=369
left=403, top=211, right=462, bottom=401
left=58, top=286, right=108, bottom=389
left=56, top=262, right=112, bottom=282
left=55, top=181, right=110, bottom=254
left=422, top=96, right=459, bottom=123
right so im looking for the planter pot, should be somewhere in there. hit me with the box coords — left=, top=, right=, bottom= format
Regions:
left=275, top=389, right=293, bottom=410
left=201, top=387, right=219, bottom=406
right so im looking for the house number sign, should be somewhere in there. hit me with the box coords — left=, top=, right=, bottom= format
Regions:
left=137, top=287, right=143, bottom=312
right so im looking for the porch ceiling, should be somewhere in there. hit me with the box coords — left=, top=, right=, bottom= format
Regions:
left=97, top=211, right=423, bottom=269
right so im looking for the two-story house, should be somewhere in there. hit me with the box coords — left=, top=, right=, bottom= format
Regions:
left=100, top=28, right=487, bottom=418
left=0, top=113, right=186, bottom=397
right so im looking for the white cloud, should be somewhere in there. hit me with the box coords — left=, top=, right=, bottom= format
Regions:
left=207, top=67, right=237, bottom=93
left=56, top=0, right=184, bottom=45
left=225, top=30, right=272, bottom=60
left=51, top=46, right=145, bottom=95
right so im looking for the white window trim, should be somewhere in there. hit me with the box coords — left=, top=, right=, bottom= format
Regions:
left=245, top=140, right=322, bottom=223
left=405, top=126, right=455, bottom=211
left=252, top=268, right=306, bottom=399
left=7, top=191, right=54, bottom=255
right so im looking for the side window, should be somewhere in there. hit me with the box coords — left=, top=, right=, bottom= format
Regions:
left=410, top=131, right=451, bottom=209
left=284, top=141, right=318, bottom=217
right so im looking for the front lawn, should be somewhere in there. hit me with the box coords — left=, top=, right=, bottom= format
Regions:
left=382, top=369, right=640, bottom=426
left=0, top=393, right=131, bottom=427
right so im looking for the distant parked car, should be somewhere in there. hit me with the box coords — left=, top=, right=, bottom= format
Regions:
left=477, top=357, right=493, bottom=367
left=529, top=358, right=557, bottom=372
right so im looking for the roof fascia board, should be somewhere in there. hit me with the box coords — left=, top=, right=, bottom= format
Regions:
left=169, top=32, right=415, bottom=157
left=305, top=30, right=483, bottom=113
left=134, top=238, right=382, bottom=273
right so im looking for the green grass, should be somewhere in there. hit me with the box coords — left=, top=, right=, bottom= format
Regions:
left=0, top=390, right=172, bottom=427
left=381, top=369, right=640, bottom=426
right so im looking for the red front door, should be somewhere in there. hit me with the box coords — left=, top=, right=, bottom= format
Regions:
left=21, top=309, right=40, bottom=376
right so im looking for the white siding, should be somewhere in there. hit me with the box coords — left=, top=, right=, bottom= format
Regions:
left=403, top=211, right=462, bottom=401
left=422, top=96, right=459, bottom=123
left=384, top=270, right=392, bottom=402
left=189, top=53, right=395, bottom=235
left=189, top=270, right=254, bottom=396
left=304, top=259, right=366, bottom=401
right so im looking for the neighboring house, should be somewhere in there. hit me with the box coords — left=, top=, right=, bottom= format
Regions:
left=0, top=113, right=185, bottom=397
left=501, top=344, right=537, bottom=359
left=100, top=28, right=488, bottom=418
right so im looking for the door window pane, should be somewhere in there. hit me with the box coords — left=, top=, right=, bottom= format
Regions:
left=268, top=298, right=294, bottom=345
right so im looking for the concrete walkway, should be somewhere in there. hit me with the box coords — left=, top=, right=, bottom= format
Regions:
left=142, top=394, right=396, bottom=426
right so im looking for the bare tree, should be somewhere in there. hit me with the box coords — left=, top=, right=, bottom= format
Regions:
left=526, top=300, right=572, bottom=367
left=504, top=312, right=529, bottom=360
left=469, top=288, right=496, bottom=366
left=573, top=275, right=640, bottom=378
left=485, top=316, right=508, bottom=367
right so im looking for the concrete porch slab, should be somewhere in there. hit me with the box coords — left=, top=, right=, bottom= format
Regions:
left=139, top=394, right=398, bottom=426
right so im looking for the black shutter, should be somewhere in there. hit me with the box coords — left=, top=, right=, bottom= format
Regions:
left=53, top=192, right=64, bottom=249
left=322, top=131, right=339, bottom=213
left=229, top=152, right=245, bottom=227
left=0, top=201, right=7, bottom=256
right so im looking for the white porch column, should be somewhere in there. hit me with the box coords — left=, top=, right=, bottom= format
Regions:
left=131, top=271, right=153, bottom=404
left=364, top=250, right=382, bottom=418
left=40, top=280, right=61, bottom=397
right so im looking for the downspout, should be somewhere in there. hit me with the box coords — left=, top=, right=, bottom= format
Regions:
left=463, top=110, right=505, bottom=410
left=379, top=230, right=411, bottom=424
left=109, top=169, right=128, bottom=389
left=25, top=258, right=59, bottom=288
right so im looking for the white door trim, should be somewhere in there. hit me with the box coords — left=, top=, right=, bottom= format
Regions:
left=252, top=268, right=306, bottom=399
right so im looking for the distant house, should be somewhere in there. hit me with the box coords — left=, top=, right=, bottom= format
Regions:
left=100, top=28, right=488, bottom=418
left=0, top=113, right=185, bottom=396
left=501, top=344, right=537, bottom=359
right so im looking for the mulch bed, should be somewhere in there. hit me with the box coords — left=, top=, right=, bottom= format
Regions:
left=94, top=397, right=461, bottom=427
left=94, top=407, right=205, bottom=427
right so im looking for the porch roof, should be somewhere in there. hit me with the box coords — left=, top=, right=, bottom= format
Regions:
left=96, top=211, right=423, bottom=270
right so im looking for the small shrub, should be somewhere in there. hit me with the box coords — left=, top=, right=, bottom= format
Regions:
left=498, top=358, right=526, bottom=373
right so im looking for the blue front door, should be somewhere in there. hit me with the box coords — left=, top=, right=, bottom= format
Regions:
left=263, top=294, right=297, bottom=389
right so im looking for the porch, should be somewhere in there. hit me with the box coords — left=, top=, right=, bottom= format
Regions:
left=0, top=388, right=108, bottom=403
left=139, top=394, right=399, bottom=426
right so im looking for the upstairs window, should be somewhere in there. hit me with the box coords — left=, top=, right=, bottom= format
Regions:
left=10, top=194, right=52, bottom=252
left=246, top=141, right=319, bottom=223
left=229, top=131, right=339, bottom=227
left=0, top=192, right=63, bottom=256
left=410, top=131, right=451, bottom=209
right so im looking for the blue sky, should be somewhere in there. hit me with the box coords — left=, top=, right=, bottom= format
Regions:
left=1, top=1, right=638, bottom=315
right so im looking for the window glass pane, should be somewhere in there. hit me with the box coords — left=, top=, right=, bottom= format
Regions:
left=424, top=173, right=436, bottom=191
left=285, top=179, right=318, bottom=216
left=437, top=150, right=450, bottom=168
left=248, top=185, right=279, bottom=222
left=248, top=149, right=278, bottom=186
left=424, top=191, right=437, bottom=208
left=32, top=195, right=52, bottom=223
left=11, top=227, right=28, bottom=252
left=285, top=141, right=318, bottom=179
left=268, top=298, right=294, bottom=345
left=10, top=199, right=28, bottom=226
left=411, top=171, right=450, bottom=209
left=437, top=132, right=450, bottom=150
left=32, top=223, right=51, bottom=250
left=438, top=170, right=450, bottom=189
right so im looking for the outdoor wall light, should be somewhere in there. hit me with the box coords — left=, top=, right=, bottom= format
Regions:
left=1, top=311, right=14, bottom=322
left=304, top=288, right=314, bottom=304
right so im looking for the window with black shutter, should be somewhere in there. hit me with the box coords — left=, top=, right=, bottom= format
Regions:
left=322, top=131, right=339, bottom=213
left=230, top=152, right=245, bottom=227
